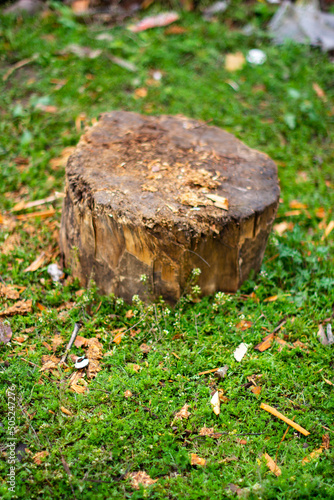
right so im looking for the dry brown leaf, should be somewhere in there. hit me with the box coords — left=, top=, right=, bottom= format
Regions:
left=23, top=252, right=46, bottom=272
left=263, top=453, right=281, bottom=476
left=285, top=209, right=302, bottom=216
left=42, top=341, right=52, bottom=351
left=302, top=447, right=323, bottom=464
left=273, top=221, right=294, bottom=236
left=86, top=337, right=103, bottom=379
left=127, top=471, right=157, bottom=490
left=289, top=200, right=307, bottom=210
left=125, top=309, right=134, bottom=319
left=236, top=319, right=252, bottom=330
left=112, top=328, right=126, bottom=345
left=250, top=386, right=261, bottom=395
left=0, top=321, right=12, bottom=344
left=322, top=434, right=330, bottom=449
left=1, top=233, right=21, bottom=254
left=60, top=406, right=72, bottom=416
left=323, top=378, right=333, bottom=386
left=40, top=354, right=60, bottom=372
left=52, top=334, right=65, bottom=352
left=174, top=404, right=191, bottom=420
left=165, top=25, right=188, bottom=35
left=254, top=333, right=274, bottom=352
left=74, top=335, right=89, bottom=348
left=315, top=207, right=326, bottom=219
left=33, top=450, right=49, bottom=465
left=264, top=295, right=278, bottom=303
left=225, top=52, right=245, bottom=72
left=13, top=335, right=28, bottom=343
left=312, top=83, right=327, bottom=101
left=70, top=383, right=87, bottom=394
left=322, top=220, right=334, bottom=240
left=0, top=300, right=32, bottom=317
left=124, top=390, right=132, bottom=398
left=134, top=88, right=148, bottom=99
left=0, top=284, right=19, bottom=300
left=190, top=453, right=206, bottom=466
left=238, top=439, right=247, bottom=445
left=199, top=427, right=215, bottom=436
left=132, top=364, right=142, bottom=372
left=139, top=343, right=151, bottom=354
left=292, top=340, right=309, bottom=351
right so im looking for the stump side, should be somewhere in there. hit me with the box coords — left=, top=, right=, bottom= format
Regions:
left=60, top=111, right=280, bottom=302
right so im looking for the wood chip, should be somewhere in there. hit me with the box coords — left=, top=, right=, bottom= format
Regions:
left=190, top=453, right=206, bottom=466
left=260, top=403, right=310, bottom=436
left=86, top=337, right=103, bottom=379
left=198, top=367, right=219, bottom=376
left=211, top=391, right=220, bottom=415
left=322, top=434, right=330, bottom=449
left=263, top=453, right=281, bottom=476
left=16, top=209, right=56, bottom=220
left=204, top=193, right=229, bottom=210
left=250, top=386, right=261, bottom=395
left=124, top=390, right=132, bottom=398
left=225, top=52, right=245, bottom=72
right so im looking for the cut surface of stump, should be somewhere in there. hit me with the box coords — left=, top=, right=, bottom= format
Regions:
left=60, top=111, right=279, bottom=302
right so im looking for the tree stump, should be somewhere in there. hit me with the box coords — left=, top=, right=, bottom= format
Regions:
left=60, top=111, right=279, bottom=302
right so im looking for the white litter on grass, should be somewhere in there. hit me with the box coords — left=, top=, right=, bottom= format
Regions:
left=47, top=264, right=63, bottom=282
left=246, top=49, right=267, bottom=65
left=211, top=391, right=220, bottom=415
left=233, top=343, right=248, bottom=362
left=75, top=356, right=89, bottom=369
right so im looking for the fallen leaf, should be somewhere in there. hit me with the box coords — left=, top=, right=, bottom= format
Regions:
left=233, top=342, right=248, bottom=362
left=52, top=335, right=65, bottom=352
left=225, top=52, right=245, bottom=72
left=238, top=439, right=247, bottom=445
left=129, top=12, right=179, bottom=32
left=322, top=220, right=334, bottom=240
left=211, top=391, right=220, bottom=415
left=250, top=386, right=261, bottom=395
left=273, top=221, right=294, bottom=236
left=36, top=303, right=46, bottom=312
left=322, top=434, right=330, bottom=449
left=292, top=340, right=309, bottom=351
left=60, top=406, right=72, bottom=416
left=132, top=363, right=142, bottom=372
left=1, top=233, right=21, bottom=254
left=0, top=300, right=32, bottom=317
left=0, top=321, right=12, bottom=344
left=33, top=450, right=49, bottom=465
left=174, top=404, right=191, bottom=420
left=289, top=200, right=307, bottom=209
left=236, top=319, right=252, bottom=330
left=74, top=335, right=89, bottom=348
left=315, top=207, right=326, bottom=219
left=285, top=210, right=301, bottom=216
left=312, top=83, right=327, bottom=102
left=127, top=471, right=157, bottom=489
left=71, top=0, right=89, bottom=13
left=70, top=383, right=87, bottom=394
left=13, top=335, right=28, bottom=343
left=125, top=309, right=134, bottom=319
left=112, top=328, right=126, bottom=345
left=139, top=343, right=151, bottom=354
left=165, top=25, right=188, bottom=35
left=0, top=284, right=19, bottom=300
left=190, top=453, right=206, bottom=466
left=323, top=378, right=333, bottom=386
left=50, top=147, right=75, bottom=170
left=40, top=354, right=60, bottom=372
left=134, top=88, right=148, bottom=99
left=199, top=427, right=215, bottom=436
left=42, top=341, right=52, bottom=351
left=263, top=453, right=281, bottom=476
left=124, top=390, right=132, bottom=398
left=264, top=295, right=278, bottom=302
left=23, top=252, right=46, bottom=272
left=86, top=337, right=103, bottom=379
left=302, top=447, right=322, bottom=464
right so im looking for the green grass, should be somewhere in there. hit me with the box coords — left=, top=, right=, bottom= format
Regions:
left=0, top=2, right=334, bottom=499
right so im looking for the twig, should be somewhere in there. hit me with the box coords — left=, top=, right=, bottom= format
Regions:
left=3, top=55, right=38, bottom=82
left=59, top=323, right=81, bottom=365
left=61, top=454, right=77, bottom=500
